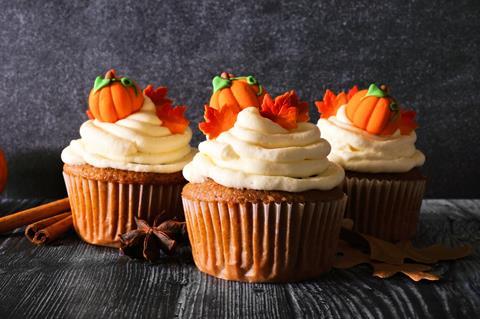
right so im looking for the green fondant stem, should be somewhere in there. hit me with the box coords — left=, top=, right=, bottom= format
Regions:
left=93, top=76, right=111, bottom=92
left=365, top=84, right=386, bottom=98
left=212, top=75, right=261, bottom=94
left=212, top=76, right=232, bottom=93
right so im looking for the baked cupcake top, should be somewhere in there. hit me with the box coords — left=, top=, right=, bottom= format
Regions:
left=183, top=73, right=345, bottom=192
left=316, top=84, right=425, bottom=173
left=61, top=69, right=195, bottom=173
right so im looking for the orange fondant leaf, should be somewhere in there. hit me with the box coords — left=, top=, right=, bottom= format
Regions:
left=144, top=85, right=189, bottom=134
left=398, top=109, right=418, bottom=135
left=156, top=104, right=190, bottom=134
left=143, top=85, right=172, bottom=107
left=371, top=262, right=439, bottom=281
left=315, top=86, right=358, bottom=119
left=260, top=91, right=309, bottom=130
left=199, top=104, right=240, bottom=139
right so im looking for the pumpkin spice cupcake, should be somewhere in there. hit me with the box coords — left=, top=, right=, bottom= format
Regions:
left=182, top=73, right=347, bottom=282
left=61, top=69, right=195, bottom=247
left=316, top=84, right=426, bottom=242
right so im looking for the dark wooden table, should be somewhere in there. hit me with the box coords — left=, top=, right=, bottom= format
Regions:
left=0, top=199, right=479, bottom=318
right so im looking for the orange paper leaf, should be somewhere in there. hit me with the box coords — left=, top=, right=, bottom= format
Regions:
left=144, top=85, right=189, bottom=134
left=199, top=104, right=240, bottom=139
left=315, top=86, right=358, bottom=119
left=260, top=91, right=309, bottom=130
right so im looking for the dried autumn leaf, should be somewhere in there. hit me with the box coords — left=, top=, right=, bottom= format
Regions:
left=396, top=241, right=473, bottom=263
left=371, top=262, right=439, bottom=281
left=334, top=240, right=370, bottom=269
left=341, top=228, right=473, bottom=265
left=199, top=104, right=240, bottom=139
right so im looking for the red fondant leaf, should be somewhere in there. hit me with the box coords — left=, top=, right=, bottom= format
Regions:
left=199, top=104, right=240, bottom=139
left=316, top=86, right=358, bottom=119
left=86, top=110, right=94, bottom=120
left=260, top=93, right=297, bottom=130
left=347, top=85, right=359, bottom=100
left=143, top=85, right=172, bottom=107
left=144, top=85, right=189, bottom=134
left=260, top=91, right=308, bottom=130
left=156, top=104, right=190, bottom=134
left=399, top=109, right=418, bottom=135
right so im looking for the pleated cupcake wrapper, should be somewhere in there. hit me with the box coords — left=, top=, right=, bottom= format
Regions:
left=63, top=172, right=184, bottom=247
left=182, top=195, right=347, bottom=283
left=344, top=177, right=426, bottom=242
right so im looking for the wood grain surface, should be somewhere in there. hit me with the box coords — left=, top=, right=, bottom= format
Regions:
left=0, top=199, right=479, bottom=318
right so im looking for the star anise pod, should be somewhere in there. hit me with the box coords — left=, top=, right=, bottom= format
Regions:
left=119, top=212, right=187, bottom=262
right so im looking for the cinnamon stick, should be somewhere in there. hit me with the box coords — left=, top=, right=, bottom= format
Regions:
left=25, top=212, right=71, bottom=243
left=0, top=198, right=70, bottom=234
left=30, top=214, right=73, bottom=245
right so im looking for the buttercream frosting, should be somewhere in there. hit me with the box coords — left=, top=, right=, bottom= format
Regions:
left=317, top=105, right=425, bottom=173
left=183, top=107, right=344, bottom=192
left=61, top=96, right=195, bottom=173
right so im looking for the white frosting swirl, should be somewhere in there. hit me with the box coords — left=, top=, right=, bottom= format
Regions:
left=317, top=105, right=425, bottom=173
left=183, top=107, right=344, bottom=192
left=61, top=96, right=195, bottom=173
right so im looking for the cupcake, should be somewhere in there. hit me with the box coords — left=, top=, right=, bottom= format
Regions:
left=316, top=84, right=426, bottom=242
left=61, top=69, right=195, bottom=247
left=182, top=73, right=346, bottom=282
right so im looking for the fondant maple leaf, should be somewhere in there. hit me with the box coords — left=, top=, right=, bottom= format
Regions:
left=156, top=104, right=190, bottom=134
left=199, top=104, right=240, bottom=139
left=260, top=91, right=309, bottom=130
left=315, top=86, right=358, bottom=119
left=143, top=85, right=172, bottom=107
left=398, top=109, right=418, bottom=135
left=144, top=85, right=189, bottom=134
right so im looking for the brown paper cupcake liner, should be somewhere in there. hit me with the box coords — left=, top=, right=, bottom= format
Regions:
left=63, top=172, right=184, bottom=247
left=344, top=177, right=426, bottom=242
left=182, top=195, right=347, bottom=283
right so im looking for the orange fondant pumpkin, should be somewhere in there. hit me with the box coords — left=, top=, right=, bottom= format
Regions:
left=88, top=69, right=144, bottom=123
left=345, top=84, right=399, bottom=135
left=209, top=72, right=266, bottom=109
left=0, top=149, right=7, bottom=193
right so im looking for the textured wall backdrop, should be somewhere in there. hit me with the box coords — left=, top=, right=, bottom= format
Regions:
left=0, top=0, right=479, bottom=198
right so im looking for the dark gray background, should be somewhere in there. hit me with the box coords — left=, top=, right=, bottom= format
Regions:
left=0, top=0, right=479, bottom=199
